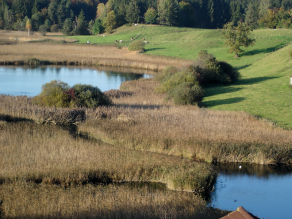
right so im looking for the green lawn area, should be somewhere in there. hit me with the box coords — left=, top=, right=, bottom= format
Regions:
left=69, top=25, right=292, bottom=128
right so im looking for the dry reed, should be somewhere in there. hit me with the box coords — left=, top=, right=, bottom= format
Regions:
left=0, top=182, right=228, bottom=219
left=80, top=79, right=292, bottom=165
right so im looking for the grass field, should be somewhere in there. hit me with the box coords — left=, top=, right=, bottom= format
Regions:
left=70, top=25, right=292, bottom=128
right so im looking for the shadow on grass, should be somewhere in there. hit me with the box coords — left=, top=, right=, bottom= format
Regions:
left=241, top=44, right=285, bottom=56
left=202, top=97, right=245, bottom=107
left=0, top=114, right=33, bottom=122
left=237, top=76, right=280, bottom=85
left=145, top=47, right=165, bottom=52
left=204, top=86, right=242, bottom=98
left=114, top=103, right=166, bottom=110
left=236, top=64, right=251, bottom=71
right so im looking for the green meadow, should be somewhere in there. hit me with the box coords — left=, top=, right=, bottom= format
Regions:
left=70, top=25, right=292, bottom=128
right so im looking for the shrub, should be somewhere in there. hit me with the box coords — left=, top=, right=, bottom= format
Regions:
left=156, top=70, right=198, bottom=93
left=72, top=84, right=112, bottom=108
left=190, top=50, right=239, bottom=85
left=128, top=40, right=145, bottom=51
left=34, top=81, right=111, bottom=108
left=154, top=66, right=178, bottom=82
left=50, top=24, right=59, bottom=32
left=33, top=80, right=70, bottom=107
left=168, top=82, right=204, bottom=105
left=39, top=25, right=46, bottom=36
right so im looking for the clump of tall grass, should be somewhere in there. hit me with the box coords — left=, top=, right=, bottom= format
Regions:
left=0, top=122, right=215, bottom=193
left=0, top=182, right=229, bottom=219
left=0, top=95, right=85, bottom=125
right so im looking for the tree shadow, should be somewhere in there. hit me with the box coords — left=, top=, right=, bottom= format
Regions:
left=145, top=47, right=165, bottom=52
left=202, top=97, right=245, bottom=107
left=114, top=103, right=166, bottom=110
left=0, top=114, right=33, bottom=122
left=236, top=64, right=251, bottom=71
left=204, top=86, right=242, bottom=98
left=236, top=76, right=280, bottom=85
left=241, top=44, right=285, bottom=56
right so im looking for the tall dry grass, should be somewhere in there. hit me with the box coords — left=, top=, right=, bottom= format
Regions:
left=0, top=42, right=191, bottom=71
left=0, top=182, right=228, bottom=219
left=0, top=95, right=85, bottom=125
left=0, top=121, right=215, bottom=194
left=80, top=79, right=292, bottom=165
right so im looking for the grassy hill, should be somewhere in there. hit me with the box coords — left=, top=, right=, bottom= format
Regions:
left=70, top=25, right=292, bottom=128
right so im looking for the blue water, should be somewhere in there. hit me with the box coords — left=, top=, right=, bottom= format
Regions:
left=209, top=164, right=292, bottom=219
left=0, top=66, right=151, bottom=96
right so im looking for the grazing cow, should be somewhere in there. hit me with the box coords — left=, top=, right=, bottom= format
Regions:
left=119, top=40, right=123, bottom=43
left=144, top=41, right=147, bottom=44
left=86, top=41, right=90, bottom=44
left=115, top=40, right=118, bottom=43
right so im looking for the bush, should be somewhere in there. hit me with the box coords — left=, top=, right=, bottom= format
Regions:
left=128, top=40, right=145, bottom=51
left=189, top=50, right=239, bottom=85
left=168, top=82, right=204, bottom=105
left=33, top=81, right=111, bottom=108
left=50, top=24, right=59, bottom=32
left=33, top=80, right=71, bottom=107
left=156, top=70, right=198, bottom=93
left=72, top=84, right=112, bottom=108
left=154, top=66, right=178, bottom=82
left=39, top=25, right=47, bottom=36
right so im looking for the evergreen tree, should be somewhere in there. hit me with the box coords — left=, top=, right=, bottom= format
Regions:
left=31, top=0, right=40, bottom=15
left=259, top=0, right=271, bottom=19
left=245, top=2, right=259, bottom=29
left=75, top=9, right=89, bottom=35
left=31, top=12, right=43, bottom=30
left=44, top=19, right=51, bottom=31
left=62, top=18, right=73, bottom=35
left=144, top=7, right=157, bottom=24
left=221, top=21, right=256, bottom=58
left=48, top=0, right=58, bottom=24
left=157, top=0, right=179, bottom=26
left=126, top=0, right=140, bottom=24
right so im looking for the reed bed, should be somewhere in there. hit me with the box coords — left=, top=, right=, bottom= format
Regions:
left=80, top=79, right=292, bottom=165
left=0, top=182, right=228, bottom=219
left=0, top=95, right=85, bottom=125
left=0, top=42, right=191, bottom=71
left=0, top=121, right=215, bottom=194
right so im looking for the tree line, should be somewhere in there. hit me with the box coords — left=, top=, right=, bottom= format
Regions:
left=1, top=0, right=292, bottom=35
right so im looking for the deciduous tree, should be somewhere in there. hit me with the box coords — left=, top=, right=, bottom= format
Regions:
left=144, top=7, right=157, bottom=24
left=26, top=18, right=32, bottom=35
left=221, top=21, right=255, bottom=58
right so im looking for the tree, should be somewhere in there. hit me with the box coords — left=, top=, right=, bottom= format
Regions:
left=259, top=0, right=271, bottom=19
left=31, top=12, right=43, bottom=31
left=75, top=9, right=89, bottom=35
left=91, top=18, right=104, bottom=35
left=245, top=3, right=259, bottom=29
left=125, top=0, right=140, bottom=24
left=221, top=21, right=255, bottom=58
left=157, top=0, right=179, bottom=26
left=96, top=3, right=106, bottom=19
left=103, top=10, right=116, bottom=33
left=26, top=18, right=32, bottom=36
left=144, top=7, right=157, bottom=24
left=62, top=18, right=73, bottom=35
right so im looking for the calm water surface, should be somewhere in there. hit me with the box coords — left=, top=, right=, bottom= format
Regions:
left=0, top=66, right=151, bottom=96
left=209, top=163, right=292, bottom=219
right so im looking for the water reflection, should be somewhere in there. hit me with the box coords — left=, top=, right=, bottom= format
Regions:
left=0, top=66, right=153, bottom=96
left=209, top=163, right=292, bottom=219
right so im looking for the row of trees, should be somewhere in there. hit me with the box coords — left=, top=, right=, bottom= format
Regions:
left=1, top=0, right=292, bottom=35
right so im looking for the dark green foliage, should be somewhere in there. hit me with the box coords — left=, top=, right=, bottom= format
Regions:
left=190, top=50, right=239, bottom=85
left=154, top=66, right=178, bottom=82
left=128, top=40, right=145, bottom=51
left=75, top=9, right=89, bottom=35
left=126, top=0, right=140, bottom=24
left=44, top=19, right=52, bottom=31
left=91, top=18, right=104, bottom=35
left=62, top=18, right=73, bottom=35
left=34, top=80, right=111, bottom=108
left=157, top=0, right=179, bottom=26
left=31, top=12, right=43, bottom=31
left=168, top=82, right=204, bottom=105
left=72, top=84, right=112, bottom=108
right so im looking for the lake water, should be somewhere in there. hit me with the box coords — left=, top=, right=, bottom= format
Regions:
left=0, top=66, right=152, bottom=96
left=1, top=66, right=292, bottom=219
left=209, top=163, right=292, bottom=219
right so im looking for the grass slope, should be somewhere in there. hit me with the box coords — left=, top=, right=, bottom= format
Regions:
left=70, top=25, right=292, bottom=128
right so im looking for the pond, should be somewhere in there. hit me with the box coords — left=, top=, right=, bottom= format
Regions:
left=209, top=163, right=292, bottom=219
left=0, top=66, right=152, bottom=96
